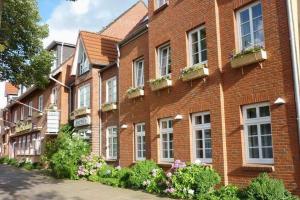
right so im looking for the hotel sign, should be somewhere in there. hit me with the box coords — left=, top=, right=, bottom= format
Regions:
left=74, top=116, right=91, bottom=127
left=47, top=111, right=60, bottom=133
left=16, top=122, right=32, bottom=134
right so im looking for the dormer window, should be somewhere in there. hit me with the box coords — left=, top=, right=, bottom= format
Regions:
left=78, top=42, right=89, bottom=75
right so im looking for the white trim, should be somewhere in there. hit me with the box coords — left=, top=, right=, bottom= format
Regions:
left=188, top=26, right=207, bottom=66
left=135, top=123, right=146, bottom=161
left=77, top=84, right=90, bottom=109
left=134, top=58, right=144, bottom=88
left=192, top=112, right=212, bottom=164
left=159, top=118, right=174, bottom=163
left=106, top=76, right=117, bottom=103
left=243, top=102, right=273, bottom=164
left=157, top=44, right=171, bottom=78
left=236, top=1, right=264, bottom=51
left=106, top=126, right=118, bottom=160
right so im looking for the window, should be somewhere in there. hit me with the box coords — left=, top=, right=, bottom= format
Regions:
left=158, top=44, right=171, bottom=77
left=28, top=101, right=33, bottom=117
left=20, top=107, right=24, bottom=121
left=13, top=110, right=17, bottom=123
left=134, top=59, right=144, bottom=88
left=106, top=77, right=117, bottom=103
left=51, top=87, right=58, bottom=105
left=192, top=112, right=212, bottom=163
left=243, top=103, right=273, bottom=164
left=135, top=123, right=146, bottom=161
left=160, top=118, right=174, bottom=162
left=38, top=95, right=43, bottom=112
left=78, top=84, right=90, bottom=108
left=106, top=126, right=118, bottom=160
left=156, top=0, right=167, bottom=8
left=78, top=43, right=89, bottom=75
left=51, top=51, right=57, bottom=71
left=189, top=27, right=207, bottom=65
left=237, top=2, right=264, bottom=51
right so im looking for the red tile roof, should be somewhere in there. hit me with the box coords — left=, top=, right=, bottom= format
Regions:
left=4, top=83, right=18, bottom=96
left=80, top=31, right=120, bottom=65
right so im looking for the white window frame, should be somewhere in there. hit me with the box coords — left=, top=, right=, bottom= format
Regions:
left=13, top=110, right=17, bottom=123
left=159, top=118, right=174, bottom=162
left=106, top=77, right=117, bottom=103
left=188, top=26, right=207, bottom=66
left=236, top=1, right=264, bottom=51
left=156, top=0, right=167, bottom=8
left=106, top=126, right=118, bottom=160
left=243, top=102, right=273, bottom=164
left=20, top=107, right=24, bottom=121
left=135, top=123, right=146, bottom=161
left=51, top=87, right=58, bottom=105
left=78, top=84, right=90, bottom=109
left=78, top=42, right=90, bottom=75
left=134, top=59, right=144, bottom=88
left=192, top=112, right=212, bottom=164
left=28, top=101, right=33, bottom=117
left=38, top=95, right=43, bottom=112
left=157, top=44, right=171, bottom=78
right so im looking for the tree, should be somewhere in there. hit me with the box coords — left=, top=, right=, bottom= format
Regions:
left=0, top=0, right=53, bottom=87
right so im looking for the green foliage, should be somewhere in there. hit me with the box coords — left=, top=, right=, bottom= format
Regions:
left=0, top=156, right=10, bottom=164
left=77, top=154, right=106, bottom=178
left=167, top=163, right=221, bottom=199
left=44, top=125, right=90, bottom=179
left=243, top=173, right=298, bottom=200
left=180, top=63, right=207, bottom=77
left=149, top=75, right=171, bottom=86
left=7, top=158, right=18, bottom=166
left=99, top=177, right=120, bottom=187
left=0, top=0, right=53, bottom=87
left=126, top=87, right=143, bottom=95
left=126, top=160, right=160, bottom=189
left=232, top=45, right=264, bottom=60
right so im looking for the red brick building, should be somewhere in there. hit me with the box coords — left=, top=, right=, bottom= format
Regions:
left=118, top=0, right=300, bottom=194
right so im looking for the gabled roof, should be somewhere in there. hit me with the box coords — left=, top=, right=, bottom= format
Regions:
left=100, top=0, right=148, bottom=40
left=4, top=83, right=18, bottom=97
left=80, top=31, right=120, bottom=66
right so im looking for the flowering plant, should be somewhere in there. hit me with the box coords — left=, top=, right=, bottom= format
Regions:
left=230, top=45, right=265, bottom=60
left=149, top=75, right=171, bottom=86
left=77, top=154, right=106, bottom=178
left=180, top=63, right=207, bottom=78
left=126, top=86, right=143, bottom=95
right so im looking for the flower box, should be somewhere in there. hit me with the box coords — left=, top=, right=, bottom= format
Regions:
left=33, top=111, right=43, bottom=118
left=102, top=103, right=117, bottom=112
left=231, top=49, right=267, bottom=69
left=73, top=107, right=91, bottom=117
left=127, top=88, right=144, bottom=99
left=181, top=64, right=209, bottom=82
left=149, top=77, right=172, bottom=91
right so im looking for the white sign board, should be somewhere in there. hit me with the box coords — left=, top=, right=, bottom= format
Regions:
left=74, top=116, right=91, bottom=127
left=47, top=111, right=60, bottom=133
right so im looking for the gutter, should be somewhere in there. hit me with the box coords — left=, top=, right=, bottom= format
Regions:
left=286, top=0, right=300, bottom=143
left=98, top=71, right=102, bottom=157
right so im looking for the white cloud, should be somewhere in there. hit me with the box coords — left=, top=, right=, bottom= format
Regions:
left=43, top=0, right=139, bottom=46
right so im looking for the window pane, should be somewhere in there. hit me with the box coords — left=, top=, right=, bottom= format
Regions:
left=201, top=50, right=207, bottom=62
left=262, top=147, right=273, bottom=159
left=204, top=114, right=211, bottom=124
left=200, top=29, right=206, bottom=39
left=195, top=116, right=202, bottom=125
left=261, top=135, right=272, bottom=146
left=191, top=32, right=198, bottom=43
left=200, top=39, right=207, bottom=50
left=242, top=35, right=252, bottom=49
left=162, top=121, right=167, bottom=129
left=252, top=3, right=262, bottom=18
left=196, top=139, right=202, bottom=149
left=254, top=30, right=264, bottom=46
left=248, top=125, right=258, bottom=136
left=260, top=124, right=271, bottom=135
left=197, top=149, right=203, bottom=158
left=253, top=16, right=263, bottom=32
left=168, top=120, right=173, bottom=128
left=240, top=9, right=250, bottom=23
left=205, top=149, right=212, bottom=159
left=241, top=22, right=251, bottom=36
left=249, top=148, right=259, bottom=158
left=248, top=136, right=259, bottom=147
left=196, top=130, right=203, bottom=140
left=192, top=43, right=199, bottom=54
left=205, top=139, right=211, bottom=149
left=247, top=108, right=257, bottom=118
left=259, top=106, right=270, bottom=117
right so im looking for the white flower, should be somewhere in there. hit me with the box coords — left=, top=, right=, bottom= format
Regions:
left=195, top=160, right=202, bottom=165
left=166, top=172, right=172, bottom=178
left=188, top=189, right=194, bottom=195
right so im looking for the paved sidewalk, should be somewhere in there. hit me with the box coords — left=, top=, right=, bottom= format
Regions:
left=0, top=165, right=170, bottom=200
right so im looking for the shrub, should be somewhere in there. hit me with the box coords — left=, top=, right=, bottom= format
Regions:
left=166, top=161, right=221, bottom=199
left=0, top=156, right=10, bottom=164
left=210, top=185, right=240, bottom=200
left=126, top=160, right=160, bottom=189
left=44, top=125, right=90, bottom=179
left=77, top=154, right=105, bottom=179
left=7, top=158, right=18, bottom=166
left=243, top=173, right=298, bottom=200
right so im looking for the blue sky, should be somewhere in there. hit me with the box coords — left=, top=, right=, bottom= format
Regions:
left=0, top=0, right=146, bottom=108
left=37, top=0, right=143, bottom=46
